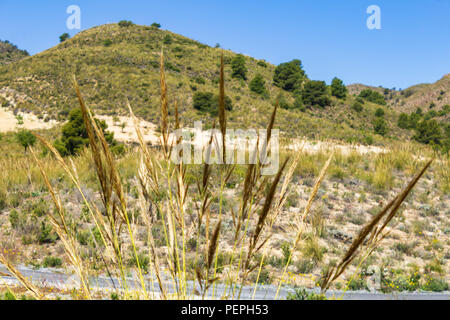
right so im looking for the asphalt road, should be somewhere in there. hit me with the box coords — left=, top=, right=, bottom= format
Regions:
left=1, top=264, right=448, bottom=300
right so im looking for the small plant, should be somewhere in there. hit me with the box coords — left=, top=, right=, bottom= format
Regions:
left=287, top=288, right=326, bottom=300
left=43, top=256, right=63, bottom=268
left=16, top=129, right=36, bottom=152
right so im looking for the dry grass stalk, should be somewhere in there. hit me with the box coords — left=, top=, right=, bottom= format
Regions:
left=320, top=158, right=433, bottom=292
left=0, top=253, right=42, bottom=299
left=274, top=153, right=333, bottom=299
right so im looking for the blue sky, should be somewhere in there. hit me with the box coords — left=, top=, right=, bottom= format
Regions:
left=0, top=0, right=449, bottom=89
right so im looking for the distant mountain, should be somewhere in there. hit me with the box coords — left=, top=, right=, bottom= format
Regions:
left=0, top=40, right=29, bottom=65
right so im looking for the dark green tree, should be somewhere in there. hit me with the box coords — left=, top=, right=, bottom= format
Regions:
left=301, top=81, right=330, bottom=108
left=193, top=92, right=232, bottom=115
left=231, top=55, right=247, bottom=80
left=16, top=129, right=36, bottom=152
left=59, top=33, right=70, bottom=43
left=273, top=59, right=306, bottom=92
left=330, top=77, right=347, bottom=99
left=249, top=74, right=267, bottom=95
left=151, top=22, right=161, bottom=28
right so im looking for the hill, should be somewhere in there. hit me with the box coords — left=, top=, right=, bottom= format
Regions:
left=393, top=74, right=450, bottom=115
left=0, top=23, right=419, bottom=147
left=349, top=75, right=450, bottom=118
left=0, top=40, right=29, bottom=65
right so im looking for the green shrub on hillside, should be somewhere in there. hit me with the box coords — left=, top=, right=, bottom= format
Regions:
left=398, top=113, right=409, bottom=129
left=231, top=54, right=247, bottom=80
left=374, top=118, right=388, bottom=136
left=413, top=119, right=442, bottom=146
left=375, top=108, right=385, bottom=117
left=249, top=74, right=267, bottom=95
left=301, top=81, right=330, bottom=108
left=359, top=89, right=386, bottom=105
left=43, top=256, right=63, bottom=268
left=118, top=20, right=134, bottom=28
left=352, top=101, right=363, bottom=112
left=193, top=92, right=232, bottom=115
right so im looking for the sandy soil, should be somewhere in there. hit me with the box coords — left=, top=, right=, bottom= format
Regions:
left=0, top=108, right=57, bottom=132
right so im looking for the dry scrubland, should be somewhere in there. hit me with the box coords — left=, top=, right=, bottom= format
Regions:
left=0, top=23, right=448, bottom=300
left=0, top=53, right=448, bottom=300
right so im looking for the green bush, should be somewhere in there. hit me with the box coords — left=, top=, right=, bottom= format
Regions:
left=193, top=92, right=232, bottom=115
left=118, top=20, right=134, bottom=28
left=59, top=33, right=70, bottom=43
left=249, top=74, right=267, bottom=95
left=9, top=209, right=19, bottom=228
left=0, top=189, right=6, bottom=211
left=38, top=221, right=59, bottom=244
left=421, top=277, right=448, bottom=292
left=375, top=108, right=385, bottom=117
left=287, top=288, right=326, bottom=300
left=103, top=39, right=113, bottom=47
left=413, top=119, right=442, bottom=146
left=273, top=59, right=306, bottom=92
left=347, top=276, right=368, bottom=291
left=398, top=113, right=409, bottom=129
left=231, top=54, right=247, bottom=80
left=374, top=118, right=388, bottom=136
left=301, top=81, right=331, bottom=108
left=359, top=89, right=386, bottom=105
left=351, top=101, right=363, bottom=112
left=281, top=241, right=291, bottom=265
left=54, top=108, right=122, bottom=156
left=43, top=256, right=63, bottom=268
left=151, top=22, right=161, bottom=28
left=16, top=129, right=36, bottom=152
